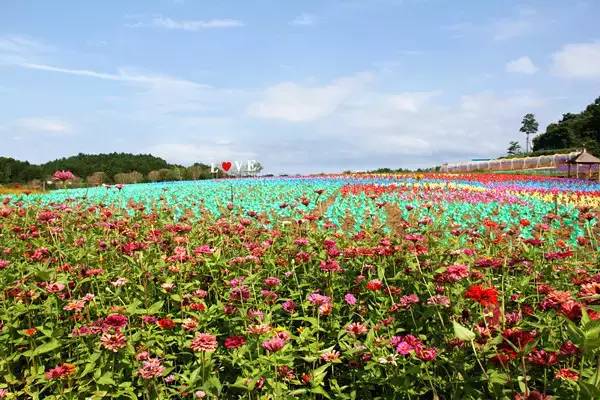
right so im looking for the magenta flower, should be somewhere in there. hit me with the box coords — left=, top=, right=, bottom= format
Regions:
left=344, top=293, right=357, bottom=305
left=52, top=170, right=76, bottom=182
left=262, top=337, right=286, bottom=353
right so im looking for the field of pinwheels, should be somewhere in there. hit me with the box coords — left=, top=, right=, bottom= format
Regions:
left=0, top=173, right=599, bottom=399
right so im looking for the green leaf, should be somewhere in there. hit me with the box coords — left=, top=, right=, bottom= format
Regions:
left=377, top=264, right=385, bottom=281
left=170, top=294, right=182, bottom=302
left=81, top=352, right=102, bottom=377
left=33, top=339, right=60, bottom=356
left=488, top=370, right=510, bottom=385
left=146, top=301, right=164, bottom=314
left=310, top=386, right=332, bottom=399
left=125, top=298, right=142, bottom=314
left=97, top=372, right=115, bottom=386
left=453, top=321, right=475, bottom=341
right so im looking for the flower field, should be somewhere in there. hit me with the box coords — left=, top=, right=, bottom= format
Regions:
left=1, top=173, right=599, bottom=399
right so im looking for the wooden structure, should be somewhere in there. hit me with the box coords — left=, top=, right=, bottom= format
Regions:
left=567, top=149, right=600, bottom=180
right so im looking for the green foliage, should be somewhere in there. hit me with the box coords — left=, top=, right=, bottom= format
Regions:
left=520, top=113, right=539, bottom=153
left=533, top=96, right=600, bottom=156
left=0, top=153, right=226, bottom=185
left=0, top=157, right=42, bottom=184
left=40, top=153, right=175, bottom=182
left=507, top=141, right=522, bottom=156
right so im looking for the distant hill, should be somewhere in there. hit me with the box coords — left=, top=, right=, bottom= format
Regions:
left=533, top=96, right=600, bottom=156
left=0, top=152, right=190, bottom=184
left=40, top=153, right=177, bottom=181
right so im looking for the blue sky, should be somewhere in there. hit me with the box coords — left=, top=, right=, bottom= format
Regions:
left=1, top=0, right=600, bottom=173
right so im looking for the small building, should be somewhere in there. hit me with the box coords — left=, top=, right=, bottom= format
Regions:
left=566, top=149, right=600, bottom=180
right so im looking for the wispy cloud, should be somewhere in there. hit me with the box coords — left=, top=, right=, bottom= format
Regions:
left=0, top=35, right=53, bottom=64
left=16, top=62, right=208, bottom=88
left=290, top=13, right=316, bottom=26
left=443, top=7, right=539, bottom=41
left=128, top=16, right=244, bottom=31
left=14, top=117, right=72, bottom=135
left=492, top=19, right=532, bottom=41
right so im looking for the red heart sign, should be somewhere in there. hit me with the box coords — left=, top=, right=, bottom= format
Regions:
left=221, top=161, right=232, bottom=172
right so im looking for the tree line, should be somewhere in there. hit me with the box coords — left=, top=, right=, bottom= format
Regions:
left=508, top=96, right=600, bottom=157
left=0, top=153, right=222, bottom=185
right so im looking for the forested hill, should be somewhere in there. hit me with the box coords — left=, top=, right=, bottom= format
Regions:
left=533, top=96, right=600, bottom=156
left=41, top=153, right=176, bottom=180
left=0, top=153, right=182, bottom=184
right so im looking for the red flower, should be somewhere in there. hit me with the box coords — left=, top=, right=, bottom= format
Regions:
left=189, top=303, right=206, bottom=312
left=502, top=328, right=536, bottom=350
left=224, top=335, right=246, bottom=350
left=23, top=328, right=37, bottom=336
left=559, top=341, right=579, bottom=356
left=157, top=318, right=176, bottom=330
left=464, top=284, right=498, bottom=307
left=45, top=363, right=76, bottom=380
left=555, top=368, right=579, bottom=381
left=527, top=348, right=558, bottom=366
left=366, top=279, right=383, bottom=291
left=104, top=314, right=128, bottom=330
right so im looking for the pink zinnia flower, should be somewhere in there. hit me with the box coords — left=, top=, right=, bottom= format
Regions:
left=264, top=277, right=281, bottom=287
left=416, top=347, right=437, bottom=361
left=45, top=282, right=65, bottom=294
left=426, top=295, right=450, bottom=308
left=111, top=277, right=128, bottom=287
left=194, top=245, right=214, bottom=255
left=63, top=300, right=86, bottom=312
left=52, top=170, right=75, bottom=181
left=321, top=350, right=341, bottom=362
left=191, top=332, right=218, bottom=352
left=138, top=357, right=165, bottom=379
left=282, top=299, right=297, bottom=313
left=346, top=322, right=368, bottom=337
left=262, top=337, right=286, bottom=353
left=344, top=293, right=357, bottom=305
left=100, top=331, right=126, bottom=352
left=182, top=318, right=198, bottom=331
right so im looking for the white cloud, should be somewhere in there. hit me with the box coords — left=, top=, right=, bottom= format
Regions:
left=247, top=73, right=373, bottom=122
left=3, top=32, right=556, bottom=172
left=506, top=56, right=538, bottom=74
left=144, top=143, right=256, bottom=165
left=387, top=91, right=440, bottom=112
left=290, top=13, right=316, bottom=26
left=15, top=117, right=72, bottom=134
left=551, top=42, right=600, bottom=79
left=129, top=16, right=244, bottom=31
